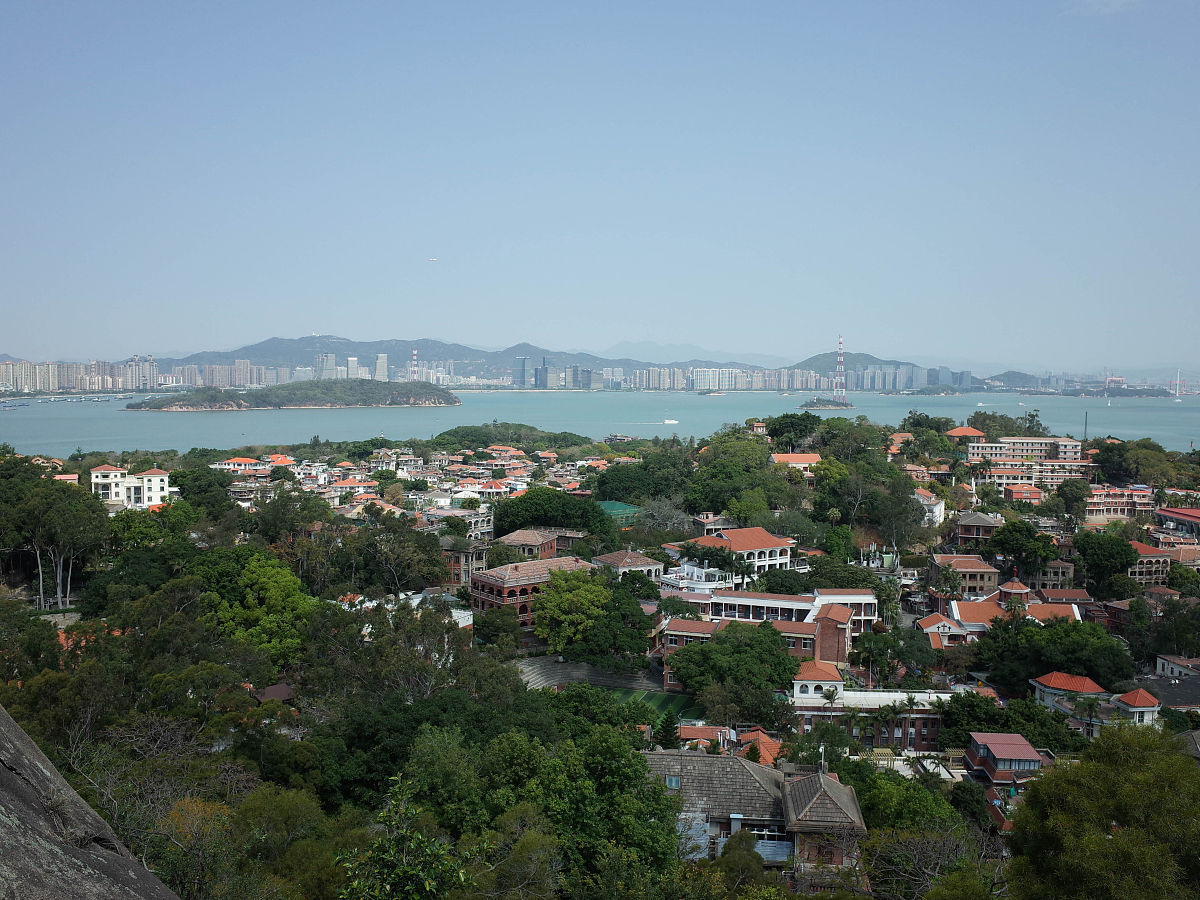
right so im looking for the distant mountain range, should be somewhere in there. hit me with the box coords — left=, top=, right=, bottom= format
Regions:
left=138, top=335, right=927, bottom=378
left=0, top=336, right=1021, bottom=383
left=602, top=340, right=795, bottom=369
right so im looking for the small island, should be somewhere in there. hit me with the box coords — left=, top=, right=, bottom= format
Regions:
left=799, top=396, right=856, bottom=410
left=126, top=380, right=460, bottom=410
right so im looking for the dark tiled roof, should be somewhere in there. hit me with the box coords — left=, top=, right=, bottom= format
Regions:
left=641, top=750, right=784, bottom=821
left=782, top=773, right=866, bottom=834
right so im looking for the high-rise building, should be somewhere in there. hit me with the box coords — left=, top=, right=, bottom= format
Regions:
left=316, top=353, right=337, bottom=380
left=513, top=356, right=530, bottom=388
left=233, top=359, right=252, bottom=386
left=374, top=354, right=388, bottom=381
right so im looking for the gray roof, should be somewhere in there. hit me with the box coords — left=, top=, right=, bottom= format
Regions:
left=958, top=511, right=1003, bottom=527
left=1136, top=676, right=1200, bottom=710
left=782, top=773, right=866, bottom=834
left=642, top=750, right=784, bottom=822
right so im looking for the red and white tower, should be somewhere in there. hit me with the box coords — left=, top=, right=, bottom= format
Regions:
left=410, top=348, right=419, bottom=382
left=835, top=335, right=846, bottom=404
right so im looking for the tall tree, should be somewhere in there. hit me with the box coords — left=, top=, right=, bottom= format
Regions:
left=1009, top=726, right=1200, bottom=900
left=988, top=519, right=1060, bottom=578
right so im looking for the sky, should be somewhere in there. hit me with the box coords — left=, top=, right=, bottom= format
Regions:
left=2, top=1, right=1197, bottom=373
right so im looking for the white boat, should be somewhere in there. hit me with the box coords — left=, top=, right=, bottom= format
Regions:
left=663, top=419, right=679, bottom=424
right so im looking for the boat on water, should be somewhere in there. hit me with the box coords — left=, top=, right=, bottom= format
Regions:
left=663, top=419, right=679, bottom=424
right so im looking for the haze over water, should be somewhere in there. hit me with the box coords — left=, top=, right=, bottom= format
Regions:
left=2, top=392, right=1196, bottom=458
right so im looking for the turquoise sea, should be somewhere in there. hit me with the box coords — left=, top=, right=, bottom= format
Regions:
left=1, top=391, right=1197, bottom=457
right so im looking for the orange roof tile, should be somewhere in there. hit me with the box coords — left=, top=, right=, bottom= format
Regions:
left=1034, top=671, right=1104, bottom=693
left=691, top=527, right=793, bottom=552
left=795, top=660, right=843, bottom=682
left=1115, top=688, right=1159, bottom=708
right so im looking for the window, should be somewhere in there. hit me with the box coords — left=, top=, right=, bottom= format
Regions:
left=665, top=776, right=680, bottom=790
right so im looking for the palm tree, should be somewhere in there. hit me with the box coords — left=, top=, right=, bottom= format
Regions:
left=1074, top=694, right=1103, bottom=738
left=876, top=578, right=902, bottom=627
left=822, top=686, right=841, bottom=723
left=933, top=566, right=963, bottom=610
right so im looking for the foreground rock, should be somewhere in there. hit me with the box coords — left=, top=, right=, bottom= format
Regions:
left=0, top=703, right=178, bottom=899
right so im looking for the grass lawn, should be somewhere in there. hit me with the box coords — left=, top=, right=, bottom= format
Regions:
left=605, top=688, right=706, bottom=721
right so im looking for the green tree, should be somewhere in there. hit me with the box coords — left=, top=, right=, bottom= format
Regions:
left=724, top=487, right=770, bottom=527
left=1168, top=563, right=1200, bottom=597
left=822, top=524, right=855, bottom=562
left=18, top=480, right=110, bottom=609
left=1074, top=531, right=1140, bottom=598
left=657, top=709, right=680, bottom=750
left=667, top=623, right=799, bottom=727
left=532, top=570, right=611, bottom=654
left=253, top=485, right=333, bottom=544
left=988, top=519, right=1060, bottom=578
left=975, top=615, right=1133, bottom=694
left=339, top=778, right=471, bottom=900
left=1056, top=479, right=1092, bottom=518
left=1009, top=726, right=1200, bottom=899
left=493, top=487, right=614, bottom=544
left=474, top=605, right=520, bottom=650
left=487, top=542, right=522, bottom=569
left=209, top=556, right=317, bottom=668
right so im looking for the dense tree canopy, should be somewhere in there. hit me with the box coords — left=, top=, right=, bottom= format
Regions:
left=1009, top=726, right=1200, bottom=900
left=974, top=616, right=1134, bottom=694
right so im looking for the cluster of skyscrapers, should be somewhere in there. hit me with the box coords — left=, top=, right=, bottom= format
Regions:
left=510, top=358, right=973, bottom=392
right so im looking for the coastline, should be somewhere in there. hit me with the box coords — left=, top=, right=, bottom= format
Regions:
left=126, top=401, right=461, bottom=411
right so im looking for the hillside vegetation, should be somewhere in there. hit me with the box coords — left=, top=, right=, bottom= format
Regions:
left=127, top=380, right=459, bottom=410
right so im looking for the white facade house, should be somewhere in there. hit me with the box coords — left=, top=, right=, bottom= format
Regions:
left=914, top=488, right=945, bottom=526
left=89, top=465, right=173, bottom=510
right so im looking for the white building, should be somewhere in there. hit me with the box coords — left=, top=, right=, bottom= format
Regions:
left=89, top=465, right=174, bottom=510
left=914, top=488, right=945, bottom=526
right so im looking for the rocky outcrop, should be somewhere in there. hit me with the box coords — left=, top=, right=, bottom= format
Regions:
left=0, top=704, right=178, bottom=899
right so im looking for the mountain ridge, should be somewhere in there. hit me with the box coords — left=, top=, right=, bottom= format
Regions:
left=147, top=335, right=929, bottom=378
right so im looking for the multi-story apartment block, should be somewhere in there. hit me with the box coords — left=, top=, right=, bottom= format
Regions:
left=1127, top=541, right=1171, bottom=587
left=1085, top=486, right=1154, bottom=523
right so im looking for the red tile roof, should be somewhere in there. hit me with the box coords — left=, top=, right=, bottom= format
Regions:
left=691, top=527, right=793, bottom=552
left=134, top=468, right=169, bottom=477
left=795, top=660, right=843, bottom=682
left=89, top=464, right=125, bottom=472
left=814, top=605, right=853, bottom=624
left=1034, top=671, right=1105, bottom=694
left=946, top=426, right=986, bottom=438
left=970, top=732, right=1041, bottom=761
left=1131, top=541, right=1170, bottom=557
left=1115, top=688, right=1159, bottom=708
left=770, top=453, right=822, bottom=466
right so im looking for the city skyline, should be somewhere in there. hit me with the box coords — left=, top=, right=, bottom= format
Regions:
left=3, top=3, right=1198, bottom=368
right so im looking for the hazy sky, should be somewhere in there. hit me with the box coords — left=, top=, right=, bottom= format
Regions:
left=2, top=1, right=1197, bottom=372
